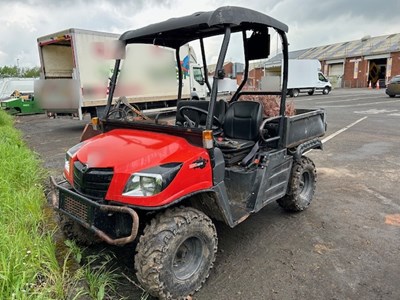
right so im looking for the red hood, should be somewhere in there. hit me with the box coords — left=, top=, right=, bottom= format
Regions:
left=76, top=129, right=201, bottom=173
left=72, top=128, right=212, bottom=207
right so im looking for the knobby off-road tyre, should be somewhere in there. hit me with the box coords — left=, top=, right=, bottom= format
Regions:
left=277, top=156, right=316, bottom=212
left=135, top=207, right=217, bottom=300
left=58, top=214, right=101, bottom=246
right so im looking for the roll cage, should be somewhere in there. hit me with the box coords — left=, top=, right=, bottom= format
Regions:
left=104, top=6, right=290, bottom=149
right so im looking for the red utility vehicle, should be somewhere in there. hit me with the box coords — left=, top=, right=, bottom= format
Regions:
left=50, top=6, right=326, bottom=299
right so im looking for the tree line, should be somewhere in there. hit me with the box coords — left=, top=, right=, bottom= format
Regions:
left=0, top=65, right=40, bottom=78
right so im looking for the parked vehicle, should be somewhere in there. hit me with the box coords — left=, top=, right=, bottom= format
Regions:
left=0, top=94, right=43, bottom=115
left=262, top=59, right=332, bottom=97
left=385, top=75, right=400, bottom=97
left=208, top=77, right=238, bottom=93
left=49, top=7, right=326, bottom=299
left=35, top=28, right=206, bottom=119
left=0, top=77, right=35, bottom=100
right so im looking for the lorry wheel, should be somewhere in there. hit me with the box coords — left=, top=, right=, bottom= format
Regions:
left=277, top=156, right=316, bottom=212
left=308, top=89, right=314, bottom=95
left=135, top=207, right=217, bottom=300
left=322, top=87, right=330, bottom=95
left=58, top=214, right=101, bottom=246
left=292, top=89, right=300, bottom=97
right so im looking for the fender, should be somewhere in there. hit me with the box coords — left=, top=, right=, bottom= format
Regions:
left=293, top=138, right=323, bottom=160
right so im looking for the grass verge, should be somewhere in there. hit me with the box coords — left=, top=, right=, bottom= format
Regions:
left=0, top=110, right=68, bottom=299
left=0, top=111, right=121, bottom=299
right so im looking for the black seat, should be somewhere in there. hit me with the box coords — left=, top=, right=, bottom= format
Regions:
left=215, top=99, right=228, bottom=124
left=217, top=101, right=263, bottom=164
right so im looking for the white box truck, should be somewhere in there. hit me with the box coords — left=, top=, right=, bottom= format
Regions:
left=261, top=59, right=332, bottom=97
left=35, top=28, right=207, bottom=119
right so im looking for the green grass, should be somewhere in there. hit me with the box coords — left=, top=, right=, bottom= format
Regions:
left=64, top=240, right=121, bottom=300
left=0, top=111, right=129, bottom=299
left=0, top=111, right=67, bottom=299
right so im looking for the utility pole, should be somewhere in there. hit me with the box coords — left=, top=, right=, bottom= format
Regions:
left=16, top=58, right=20, bottom=77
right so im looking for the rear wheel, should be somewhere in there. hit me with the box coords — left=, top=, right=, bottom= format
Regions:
left=307, top=89, right=315, bottom=95
left=322, top=87, right=330, bottom=95
left=277, top=156, right=316, bottom=212
left=135, top=207, right=217, bottom=300
left=291, top=89, right=300, bottom=97
left=389, top=94, right=395, bottom=98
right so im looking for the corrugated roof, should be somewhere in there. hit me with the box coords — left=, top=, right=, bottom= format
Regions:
left=264, top=49, right=309, bottom=67
left=265, top=32, right=400, bottom=65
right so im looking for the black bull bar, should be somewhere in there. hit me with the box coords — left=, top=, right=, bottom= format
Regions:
left=49, top=176, right=139, bottom=245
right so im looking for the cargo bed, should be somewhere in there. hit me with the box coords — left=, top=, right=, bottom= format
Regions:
left=282, top=108, right=326, bottom=148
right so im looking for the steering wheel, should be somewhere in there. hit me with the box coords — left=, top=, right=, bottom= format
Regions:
left=178, top=106, right=222, bottom=129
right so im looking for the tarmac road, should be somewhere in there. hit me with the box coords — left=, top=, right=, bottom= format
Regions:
left=15, top=88, right=400, bottom=300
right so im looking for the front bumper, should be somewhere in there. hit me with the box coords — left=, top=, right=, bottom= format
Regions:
left=49, top=176, right=139, bottom=245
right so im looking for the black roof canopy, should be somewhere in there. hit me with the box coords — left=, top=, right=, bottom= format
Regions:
left=119, top=6, right=288, bottom=48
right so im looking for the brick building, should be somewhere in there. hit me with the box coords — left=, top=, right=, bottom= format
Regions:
left=264, top=33, right=400, bottom=88
left=208, top=61, right=265, bottom=90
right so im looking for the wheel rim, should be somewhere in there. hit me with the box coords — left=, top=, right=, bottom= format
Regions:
left=299, top=170, right=312, bottom=200
left=172, top=236, right=204, bottom=280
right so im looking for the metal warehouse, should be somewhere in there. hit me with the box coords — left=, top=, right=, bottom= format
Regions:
left=265, top=33, right=400, bottom=89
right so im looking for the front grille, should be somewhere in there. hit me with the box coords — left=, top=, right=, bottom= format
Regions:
left=73, top=160, right=113, bottom=199
left=59, top=188, right=97, bottom=226
left=61, top=192, right=90, bottom=222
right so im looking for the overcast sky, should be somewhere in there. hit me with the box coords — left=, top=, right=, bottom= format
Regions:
left=1, top=0, right=399, bottom=68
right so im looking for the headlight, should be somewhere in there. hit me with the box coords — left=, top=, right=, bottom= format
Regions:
left=123, top=163, right=182, bottom=197
left=67, top=141, right=86, bottom=157
left=123, top=173, right=163, bottom=197
left=64, top=153, right=71, bottom=174
left=65, top=142, right=86, bottom=175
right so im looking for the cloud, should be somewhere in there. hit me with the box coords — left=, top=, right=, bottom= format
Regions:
left=0, top=0, right=400, bottom=67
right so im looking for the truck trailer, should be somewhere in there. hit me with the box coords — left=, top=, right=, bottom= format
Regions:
left=261, top=59, right=332, bottom=97
left=35, top=28, right=207, bottom=119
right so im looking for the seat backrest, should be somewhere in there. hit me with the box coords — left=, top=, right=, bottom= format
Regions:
left=223, top=101, right=263, bottom=140
left=215, top=99, right=228, bottom=123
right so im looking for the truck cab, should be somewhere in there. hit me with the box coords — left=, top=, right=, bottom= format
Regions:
left=50, top=7, right=326, bottom=299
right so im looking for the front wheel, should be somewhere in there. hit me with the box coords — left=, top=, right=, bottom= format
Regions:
left=322, top=87, right=330, bottom=95
left=277, top=156, right=316, bottom=212
left=135, top=207, right=217, bottom=300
